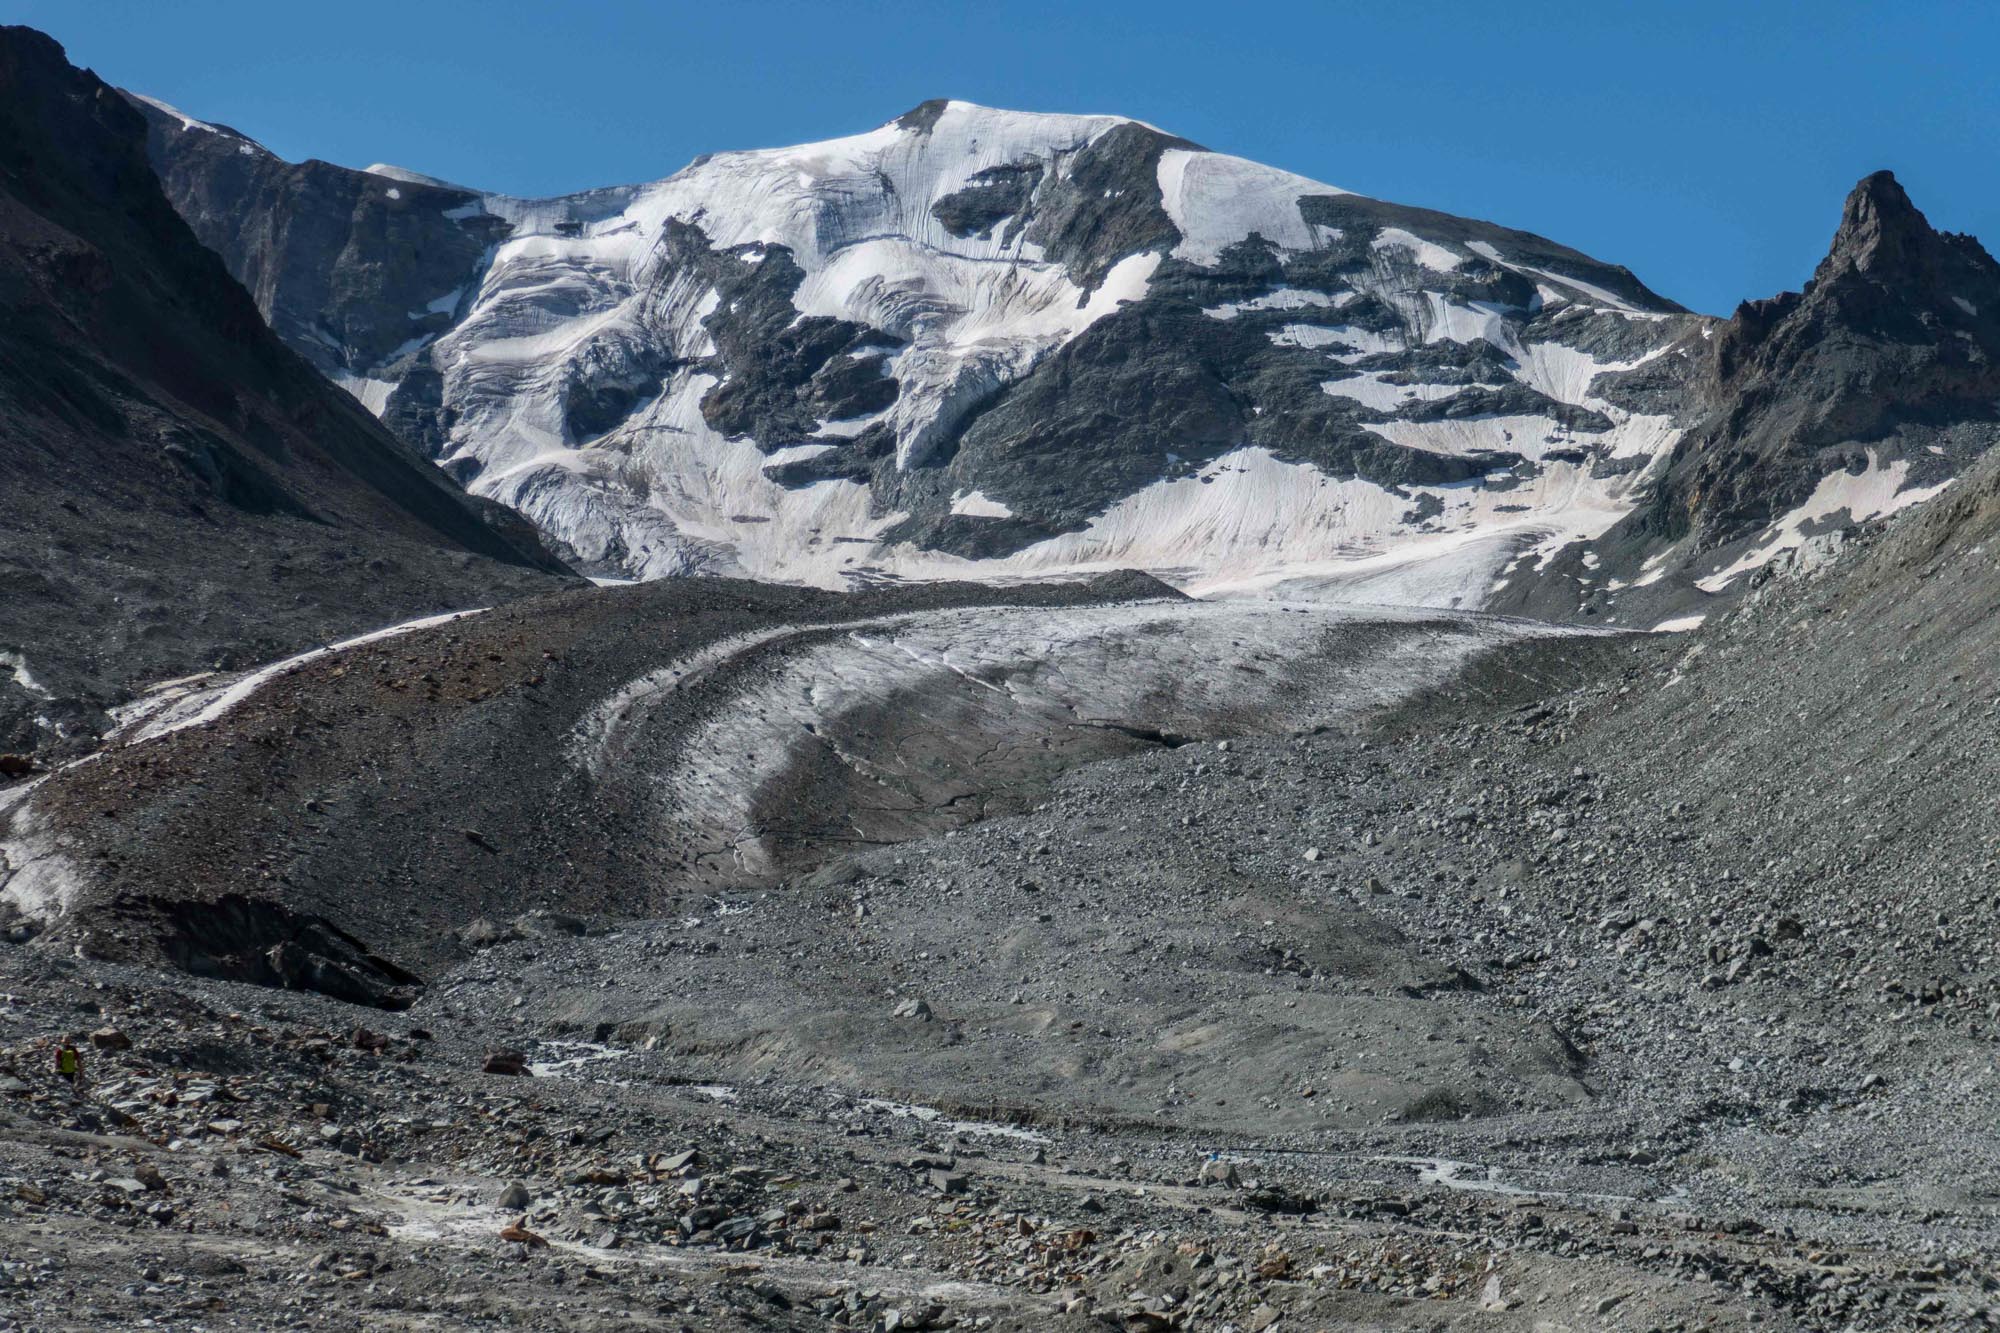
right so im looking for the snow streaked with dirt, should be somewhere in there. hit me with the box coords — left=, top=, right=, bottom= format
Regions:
left=474, top=372, right=905, bottom=585
left=617, top=598, right=1584, bottom=883
left=119, top=609, right=490, bottom=745
left=920, top=445, right=1648, bottom=610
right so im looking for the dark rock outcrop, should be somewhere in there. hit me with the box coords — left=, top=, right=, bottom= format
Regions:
left=1483, top=170, right=2000, bottom=627
left=130, top=100, right=510, bottom=388
left=660, top=222, right=902, bottom=446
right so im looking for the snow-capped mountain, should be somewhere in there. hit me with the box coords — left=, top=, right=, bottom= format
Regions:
left=136, top=96, right=1718, bottom=608
left=137, top=94, right=2000, bottom=624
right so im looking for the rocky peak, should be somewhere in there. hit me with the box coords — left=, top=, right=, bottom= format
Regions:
left=1807, top=169, right=2000, bottom=309
left=893, top=98, right=953, bottom=132
left=1708, top=171, right=2000, bottom=389
left=1603, top=170, right=2000, bottom=593
left=1816, top=170, right=1933, bottom=280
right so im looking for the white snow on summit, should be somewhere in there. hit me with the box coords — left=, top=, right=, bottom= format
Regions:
left=1372, top=227, right=1462, bottom=272
left=126, top=93, right=223, bottom=137
left=1158, top=148, right=1351, bottom=264
left=263, top=100, right=1705, bottom=605
left=364, top=163, right=478, bottom=192
left=410, top=102, right=1187, bottom=581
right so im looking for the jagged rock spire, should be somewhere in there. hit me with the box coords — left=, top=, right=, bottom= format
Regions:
left=1815, top=170, right=1934, bottom=280
left=1809, top=168, right=2000, bottom=295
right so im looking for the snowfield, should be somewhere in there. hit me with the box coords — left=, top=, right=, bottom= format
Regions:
left=136, top=94, right=1978, bottom=623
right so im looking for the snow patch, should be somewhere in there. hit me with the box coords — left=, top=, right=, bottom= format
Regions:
left=0, top=651, right=51, bottom=700
left=1697, top=452, right=1951, bottom=591
left=1372, top=227, right=1461, bottom=272
left=915, top=445, right=1644, bottom=608
left=1512, top=341, right=1665, bottom=409
left=1318, top=373, right=1458, bottom=412
left=1158, top=148, right=1351, bottom=265
left=813, top=413, right=886, bottom=439
left=1467, top=241, right=1662, bottom=318
left=1364, top=414, right=1575, bottom=459
left=764, top=443, right=836, bottom=466
left=950, top=490, right=1015, bottom=519
left=1202, top=287, right=1351, bottom=321
left=127, top=93, right=223, bottom=137
left=1423, top=294, right=1514, bottom=350
left=1270, top=323, right=1403, bottom=359
left=860, top=1097, right=1050, bottom=1144
left=364, top=163, right=474, bottom=191
left=330, top=372, right=397, bottom=417
left=417, top=286, right=465, bottom=317
left=125, top=609, right=488, bottom=745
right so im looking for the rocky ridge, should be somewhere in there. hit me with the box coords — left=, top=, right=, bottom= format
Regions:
left=1518, top=169, right=2000, bottom=627
left=0, top=27, right=572, bottom=756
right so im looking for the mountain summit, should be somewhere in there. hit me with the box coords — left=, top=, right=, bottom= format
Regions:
left=135, top=96, right=1697, bottom=608
left=1597, top=169, right=2000, bottom=599
left=128, top=94, right=2000, bottom=629
left=1818, top=169, right=1968, bottom=281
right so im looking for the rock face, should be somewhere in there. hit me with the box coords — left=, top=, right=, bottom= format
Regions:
left=0, top=28, right=571, bottom=750
left=137, top=94, right=1707, bottom=602
left=1564, top=170, right=2000, bottom=619
left=130, top=99, right=512, bottom=408
left=1667, top=172, right=2000, bottom=547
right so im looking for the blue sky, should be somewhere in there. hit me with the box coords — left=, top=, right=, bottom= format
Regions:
left=22, top=0, right=1999, bottom=315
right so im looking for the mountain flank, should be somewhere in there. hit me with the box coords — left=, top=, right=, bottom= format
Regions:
left=0, top=27, right=572, bottom=752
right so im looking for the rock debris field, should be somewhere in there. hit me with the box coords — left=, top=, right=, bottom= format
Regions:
left=5, top=536, right=2000, bottom=1330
